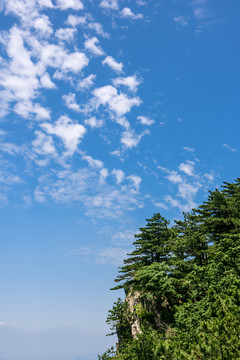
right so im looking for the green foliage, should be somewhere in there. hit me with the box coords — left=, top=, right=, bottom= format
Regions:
left=103, top=179, right=240, bottom=359
left=98, top=347, right=115, bottom=359
left=113, top=213, right=172, bottom=291
left=106, top=298, right=132, bottom=343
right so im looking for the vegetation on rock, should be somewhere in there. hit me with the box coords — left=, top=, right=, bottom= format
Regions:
left=99, top=179, right=240, bottom=359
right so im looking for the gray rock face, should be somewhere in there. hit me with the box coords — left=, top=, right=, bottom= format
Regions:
left=125, top=290, right=142, bottom=339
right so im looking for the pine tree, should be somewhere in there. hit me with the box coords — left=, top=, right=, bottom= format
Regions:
left=112, top=213, right=172, bottom=290
left=104, top=179, right=240, bottom=359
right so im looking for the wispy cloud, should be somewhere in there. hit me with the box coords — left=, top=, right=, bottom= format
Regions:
left=70, top=228, right=136, bottom=265
left=183, top=146, right=194, bottom=152
left=223, top=143, right=237, bottom=152
left=120, top=129, right=149, bottom=149
left=84, top=116, right=104, bottom=128
left=174, top=16, right=189, bottom=27
left=34, top=166, right=143, bottom=218
left=71, top=245, right=129, bottom=266
left=191, top=0, right=215, bottom=33
left=55, top=28, right=77, bottom=42
left=99, top=0, right=119, bottom=11
left=136, top=0, right=148, bottom=5
left=178, top=160, right=195, bottom=176
left=157, top=160, right=215, bottom=213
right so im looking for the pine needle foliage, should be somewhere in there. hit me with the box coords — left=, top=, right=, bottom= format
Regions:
left=99, top=178, right=240, bottom=359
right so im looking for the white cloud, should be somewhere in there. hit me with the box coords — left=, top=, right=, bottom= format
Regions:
left=40, top=72, right=56, bottom=89
left=63, top=93, right=81, bottom=112
left=97, top=247, right=128, bottom=265
left=136, top=0, right=147, bottom=5
left=84, top=37, right=104, bottom=56
left=87, top=22, right=109, bottom=38
left=14, top=101, right=51, bottom=120
left=109, top=93, right=141, bottom=116
left=204, top=172, right=214, bottom=182
left=137, top=116, right=154, bottom=126
left=174, top=16, right=188, bottom=27
left=223, top=143, right=237, bottom=152
left=40, top=44, right=65, bottom=68
left=34, top=167, right=143, bottom=218
left=62, top=52, right=89, bottom=73
left=81, top=154, right=103, bottom=168
left=153, top=202, right=169, bottom=210
left=72, top=243, right=131, bottom=266
left=34, top=169, right=89, bottom=204
left=1, top=1, right=53, bottom=40
left=158, top=160, right=215, bottom=213
left=193, top=7, right=210, bottom=21
left=102, top=56, right=123, bottom=73
left=78, top=74, right=96, bottom=91
left=110, top=149, right=122, bottom=158
left=120, top=129, right=149, bottom=149
left=192, top=0, right=211, bottom=27
left=183, top=146, right=194, bottom=152
left=32, top=131, right=56, bottom=156
left=56, top=0, right=84, bottom=10
left=178, top=161, right=195, bottom=176
left=165, top=195, right=196, bottom=213
left=127, top=175, right=141, bottom=193
left=0, top=28, right=42, bottom=115
left=0, top=130, right=7, bottom=136
left=84, top=116, right=104, bottom=128
left=115, top=116, right=130, bottom=130
left=41, top=115, right=86, bottom=156
left=65, top=15, right=109, bottom=38
left=0, top=322, right=5, bottom=326
left=0, top=159, right=23, bottom=188
left=100, top=168, right=109, bottom=183
left=38, top=0, right=54, bottom=7
left=0, top=142, right=23, bottom=156
left=92, top=85, right=117, bottom=105
left=8, top=27, right=36, bottom=76
left=113, top=75, right=141, bottom=92
left=55, top=28, right=77, bottom=42
left=66, top=15, right=87, bottom=27
left=178, top=181, right=200, bottom=201
left=92, top=85, right=141, bottom=117
left=112, top=169, right=125, bottom=184
left=99, top=0, right=119, bottom=10
left=32, top=15, right=53, bottom=37
left=192, top=0, right=208, bottom=3
left=167, top=170, right=183, bottom=184
left=1, top=73, right=38, bottom=101
left=41, top=44, right=89, bottom=73
left=111, top=229, right=134, bottom=246
left=1, top=0, right=39, bottom=24
left=0, top=173, right=22, bottom=185
left=121, top=7, right=143, bottom=20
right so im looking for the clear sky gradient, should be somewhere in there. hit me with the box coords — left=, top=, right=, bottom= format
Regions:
left=0, top=0, right=240, bottom=359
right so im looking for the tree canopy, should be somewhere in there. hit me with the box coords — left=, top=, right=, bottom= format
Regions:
left=99, top=178, right=240, bottom=359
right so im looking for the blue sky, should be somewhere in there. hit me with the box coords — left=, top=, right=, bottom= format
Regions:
left=0, top=0, right=239, bottom=359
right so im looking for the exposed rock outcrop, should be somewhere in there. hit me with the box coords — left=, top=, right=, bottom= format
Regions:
left=125, top=290, right=142, bottom=338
